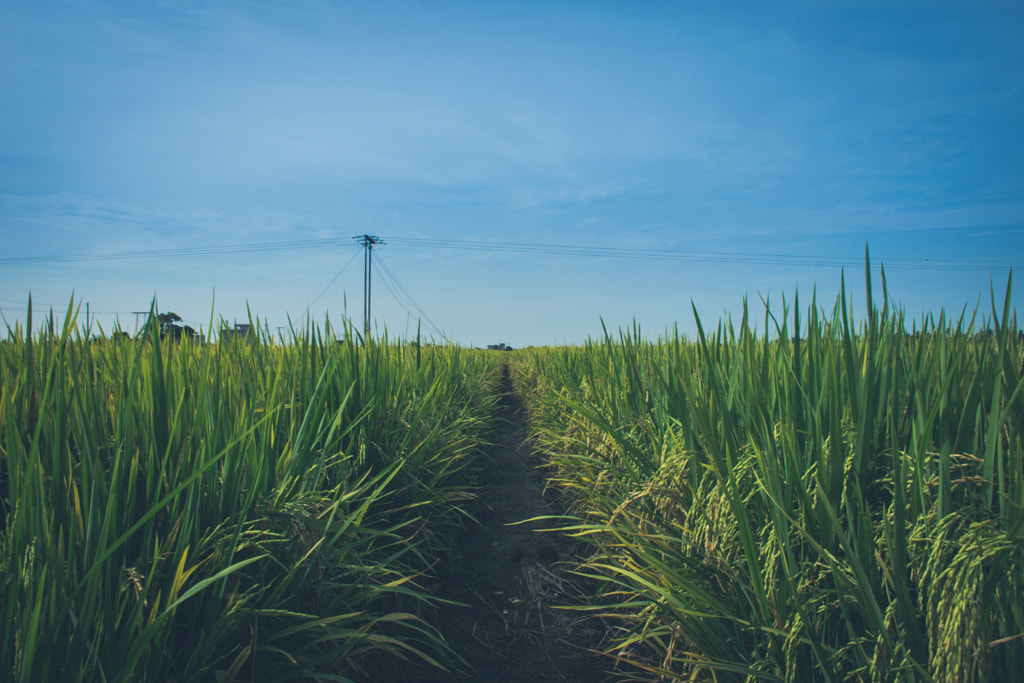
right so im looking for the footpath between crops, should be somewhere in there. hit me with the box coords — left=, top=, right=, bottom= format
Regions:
left=403, top=363, right=610, bottom=682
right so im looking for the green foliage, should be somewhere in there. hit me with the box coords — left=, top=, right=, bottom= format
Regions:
left=0, top=302, right=502, bottom=681
left=513, top=266, right=1024, bottom=682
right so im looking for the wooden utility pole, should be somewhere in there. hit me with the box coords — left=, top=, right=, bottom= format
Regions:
left=353, top=234, right=384, bottom=340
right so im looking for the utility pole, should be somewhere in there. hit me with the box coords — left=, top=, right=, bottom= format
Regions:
left=352, top=234, right=384, bottom=340
left=132, top=311, right=149, bottom=333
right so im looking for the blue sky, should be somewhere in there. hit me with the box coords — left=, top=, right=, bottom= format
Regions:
left=2, top=1, right=1022, bottom=346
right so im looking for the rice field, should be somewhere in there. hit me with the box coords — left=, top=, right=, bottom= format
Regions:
left=511, top=264, right=1023, bottom=681
left=2, top=262, right=1022, bottom=682
left=0, top=304, right=503, bottom=682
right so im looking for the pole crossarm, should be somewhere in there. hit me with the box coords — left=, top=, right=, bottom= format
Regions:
left=352, top=235, right=385, bottom=248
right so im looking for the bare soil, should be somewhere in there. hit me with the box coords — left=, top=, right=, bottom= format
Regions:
left=402, top=364, right=614, bottom=682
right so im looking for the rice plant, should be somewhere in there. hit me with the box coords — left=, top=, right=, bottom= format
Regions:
left=514, top=260, right=1023, bottom=681
left=0, top=300, right=502, bottom=682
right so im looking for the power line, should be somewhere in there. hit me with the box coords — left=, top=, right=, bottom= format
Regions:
left=0, top=237, right=360, bottom=266
left=0, top=297, right=179, bottom=322
left=1, top=234, right=1015, bottom=272
left=375, top=254, right=448, bottom=342
left=384, top=237, right=1017, bottom=272
left=309, top=249, right=361, bottom=308
left=374, top=263, right=435, bottom=338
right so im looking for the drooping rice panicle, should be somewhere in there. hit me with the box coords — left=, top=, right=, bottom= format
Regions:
left=514, top=263, right=1023, bottom=682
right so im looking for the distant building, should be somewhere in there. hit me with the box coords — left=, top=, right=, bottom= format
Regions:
left=163, top=323, right=202, bottom=343
left=487, top=343, right=513, bottom=351
left=221, top=323, right=255, bottom=343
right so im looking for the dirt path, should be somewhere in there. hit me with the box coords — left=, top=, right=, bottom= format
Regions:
left=407, top=364, right=610, bottom=682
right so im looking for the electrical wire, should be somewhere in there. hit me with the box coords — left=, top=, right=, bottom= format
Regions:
left=1, top=234, right=1015, bottom=272
left=374, top=254, right=449, bottom=342
left=374, top=266, right=424, bottom=335
left=309, top=249, right=361, bottom=308
left=384, top=237, right=1017, bottom=272
left=0, top=237, right=360, bottom=265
